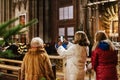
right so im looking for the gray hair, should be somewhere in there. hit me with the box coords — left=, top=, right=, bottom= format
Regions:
left=30, top=37, right=44, bottom=47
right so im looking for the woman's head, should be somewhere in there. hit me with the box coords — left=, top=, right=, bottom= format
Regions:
left=28, top=37, right=45, bottom=54
left=94, top=31, right=108, bottom=42
left=92, top=31, right=112, bottom=51
left=30, top=37, right=44, bottom=48
left=74, top=31, right=90, bottom=46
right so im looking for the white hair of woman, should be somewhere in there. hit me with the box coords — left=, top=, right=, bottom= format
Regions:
left=30, top=37, right=44, bottom=48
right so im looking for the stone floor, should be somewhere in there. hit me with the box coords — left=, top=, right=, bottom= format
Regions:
left=0, top=74, right=17, bottom=80
left=0, top=72, right=119, bottom=80
left=56, top=71, right=95, bottom=80
left=56, top=71, right=120, bottom=80
left=0, top=73, right=94, bottom=80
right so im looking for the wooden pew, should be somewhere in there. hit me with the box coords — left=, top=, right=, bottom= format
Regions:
left=0, top=58, right=22, bottom=80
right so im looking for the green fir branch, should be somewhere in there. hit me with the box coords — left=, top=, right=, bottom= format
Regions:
left=22, top=18, right=38, bottom=28
left=0, top=50, right=15, bottom=58
left=0, top=17, right=19, bottom=36
left=3, top=24, right=23, bottom=40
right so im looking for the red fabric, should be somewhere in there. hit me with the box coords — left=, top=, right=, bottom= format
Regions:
left=92, top=48, right=118, bottom=80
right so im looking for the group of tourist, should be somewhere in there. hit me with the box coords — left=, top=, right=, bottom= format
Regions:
left=21, top=30, right=118, bottom=80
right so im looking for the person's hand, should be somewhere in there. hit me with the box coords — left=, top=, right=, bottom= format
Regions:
left=87, top=63, right=92, bottom=69
left=58, top=41, right=62, bottom=46
left=63, top=39, right=68, bottom=45
left=87, top=63, right=92, bottom=72
left=55, top=41, right=62, bottom=49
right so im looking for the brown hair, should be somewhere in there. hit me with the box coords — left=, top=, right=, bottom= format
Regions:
left=74, top=31, right=90, bottom=46
left=94, top=31, right=108, bottom=42
left=92, top=31, right=115, bottom=51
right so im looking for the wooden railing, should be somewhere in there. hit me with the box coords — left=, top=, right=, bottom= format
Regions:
left=0, top=54, right=119, bottom=80
left=0, top=58, right=22, bottom=80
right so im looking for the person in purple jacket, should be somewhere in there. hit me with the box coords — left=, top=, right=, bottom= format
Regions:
left=91, top=31, right=118, bottom=80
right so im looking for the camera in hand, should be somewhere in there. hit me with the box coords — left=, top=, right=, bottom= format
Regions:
left=60, top=36, right=64, bottom=42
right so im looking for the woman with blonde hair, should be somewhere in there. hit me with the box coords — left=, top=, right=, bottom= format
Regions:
left=91, top=31, right=118, bottom=80
left=21, top=37, right=55, bottom=80
left=56, top=31, right=90, bottom=80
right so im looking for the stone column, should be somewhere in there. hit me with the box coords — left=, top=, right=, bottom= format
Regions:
left=0, top=0, right=11, bottom=23
left=29, top=0, right=44, bottom=41
left=43, top=0, right=50, bottom=43
left=1, top=0, right=4, bottom=22
left=0, top=0, right=1, bottom=22
left=78, top=0, right=88, bottom=30
left=118, top=1, right=120, bottom=41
